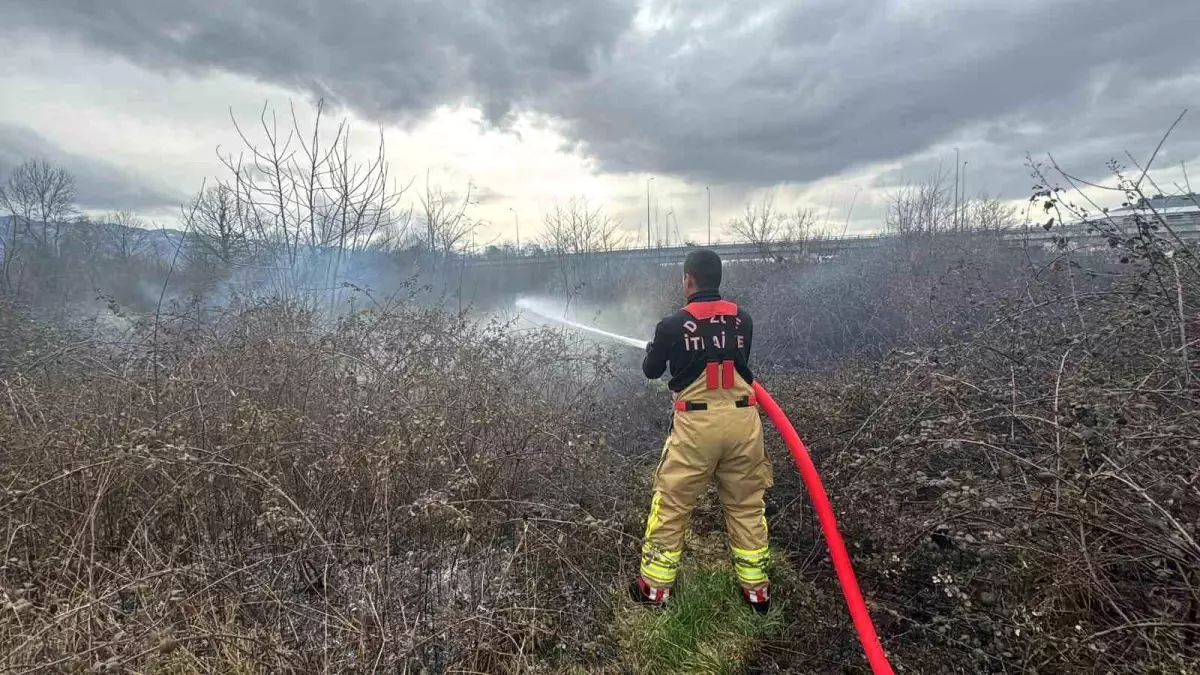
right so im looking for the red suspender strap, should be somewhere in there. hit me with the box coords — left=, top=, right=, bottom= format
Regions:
left=683, top=300, right=740, bottom=392
left=705, top=362, right=719, bottom=389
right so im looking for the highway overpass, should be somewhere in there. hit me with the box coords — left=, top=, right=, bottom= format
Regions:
left=470, top=209, right=1200, bottom=269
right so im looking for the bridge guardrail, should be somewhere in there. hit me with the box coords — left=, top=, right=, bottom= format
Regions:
left=468, top=217, right=1200, bottom=268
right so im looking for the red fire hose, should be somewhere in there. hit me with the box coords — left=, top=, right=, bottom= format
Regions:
left=753, top=381, right=895, bottom=675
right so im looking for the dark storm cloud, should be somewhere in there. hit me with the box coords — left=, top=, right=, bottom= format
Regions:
left=4, top=0, right=1199, bottom=196
left=552, top=0, right=1200, bottom=189
left=0, top=124, right=185, bottom=212
left=0, top=0, right=637, bottom=125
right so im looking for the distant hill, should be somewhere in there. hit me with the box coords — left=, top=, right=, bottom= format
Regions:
left=0, top=215, right=187, bottom=258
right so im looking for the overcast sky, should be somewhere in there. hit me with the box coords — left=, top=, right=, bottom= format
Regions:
left=1, top=0, right=1198, bottom=244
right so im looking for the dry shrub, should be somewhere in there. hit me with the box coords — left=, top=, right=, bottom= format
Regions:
left=756, top=238, right=1200, bottom=672
left=0, top=295, right=643, bottom=672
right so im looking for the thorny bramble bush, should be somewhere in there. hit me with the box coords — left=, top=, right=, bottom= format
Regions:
left=740, top=169, right=1199, bottom=672
left=0, top=292, right=650, bottom=673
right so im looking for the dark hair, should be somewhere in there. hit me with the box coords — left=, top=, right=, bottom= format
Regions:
left=684, top=249, right=722, bottom=290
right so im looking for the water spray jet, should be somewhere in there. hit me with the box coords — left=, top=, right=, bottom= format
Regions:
left=515, top=298, right=648, bottom=349
left=518, top=298, right=894, bottom=674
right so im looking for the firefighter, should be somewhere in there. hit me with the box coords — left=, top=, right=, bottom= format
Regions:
left=631, top=249, right=773, bottom=614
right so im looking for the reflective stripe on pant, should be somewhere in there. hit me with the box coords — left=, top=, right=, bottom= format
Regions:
left=732, top=544, right=770, bottom=586
left=639, top=373, right=774, bottom=590
left=640, top=493, right=682, bottom=585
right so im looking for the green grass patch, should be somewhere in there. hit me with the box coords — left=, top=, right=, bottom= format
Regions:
left=614, top=533, right=794, bottom=674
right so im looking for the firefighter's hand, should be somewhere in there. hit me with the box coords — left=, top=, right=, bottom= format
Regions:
left=645, top=341, right=653, bottom=353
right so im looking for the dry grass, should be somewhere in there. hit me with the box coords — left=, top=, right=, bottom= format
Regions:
left=0, top=297, right=644, bottom=673
left=756, top=246, right=1200, bottom=671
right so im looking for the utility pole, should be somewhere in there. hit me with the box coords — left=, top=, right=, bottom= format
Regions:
left=706, top=186, right=711, bottom=246
left=654, top=193, right=659, bottom=248
left=646, top=177, right=654, bottom=249
left=508, top=207, right=519, bottom=255
left=962, top=161, right=968, bottom=230
left=954, top=147, right=960, bottom=231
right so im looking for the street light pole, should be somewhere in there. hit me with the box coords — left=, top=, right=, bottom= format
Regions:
left=646, top=177, right=654, bottom=249
left=954, top=147, right=960, bottom=231
left=654, top=194, right=659, bottom=248
left=509, top=207, right=519, bottom=255
left=962, top=161, right=968, bottom=229
left=706, top=186, right=711, bottom=246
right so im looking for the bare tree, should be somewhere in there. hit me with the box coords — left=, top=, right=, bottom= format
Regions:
left=0, top=160, right=78, bottom=296
left=885, top=170, right=955, bottom=237
left=967, top=193, right=1018, bottom=232
left=780, top=206, right=826, bottom=256
left=725, top=193, right=823, bottom=258
left=371, top=216, right=419, bottom=255
left=725, top=194, right=783, bottom=252
left=0, top=193, right=19, bottom=296
left=540, top=196, right=624, bottom=303
left=596, top=216, right=629, bottom=254
left=541, top=196, right=624, bottom=255
left=185, top=184, right=253, bottom=267
left=102, top=211, right=153, bottom=263
left=418, top=174, right=478, bottom=264
left=214, top=100, right=410, bottom=310
left=0, top=159, right=77, bottom=257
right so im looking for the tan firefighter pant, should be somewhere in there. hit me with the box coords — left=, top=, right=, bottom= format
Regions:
left=640, top=373, right=774, bottom=590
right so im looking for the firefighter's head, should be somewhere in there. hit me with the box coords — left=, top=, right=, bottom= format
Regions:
left=683, top=249, right=722, bottom=296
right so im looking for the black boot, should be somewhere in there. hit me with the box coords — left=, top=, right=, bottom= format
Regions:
left=742, top=585, right=770, bottom=615
left=630, top=577, right=670, bottom=607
